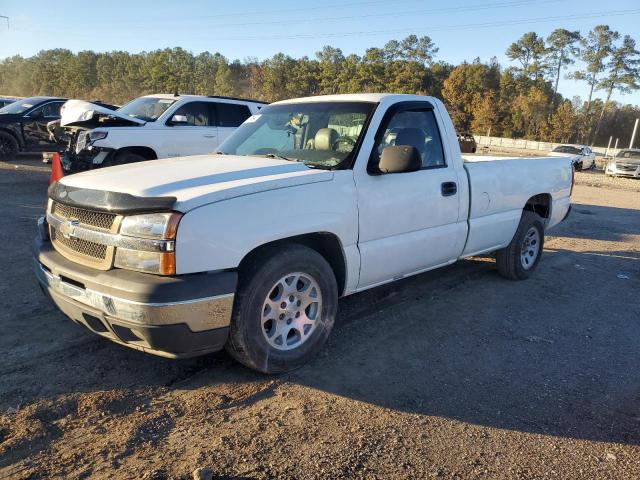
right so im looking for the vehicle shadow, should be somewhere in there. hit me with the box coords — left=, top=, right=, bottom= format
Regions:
left=1, top=201, right=639, bottom=472
left=550, top=203, right=640, bottom=241
left=289, top=249, right=640, bottom=447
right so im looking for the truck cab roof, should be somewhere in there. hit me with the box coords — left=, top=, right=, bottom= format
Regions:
left=273, top=93, right=435, bottom=105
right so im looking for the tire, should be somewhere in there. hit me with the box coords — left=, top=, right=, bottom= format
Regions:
left=102, top=151, right=146, bottom=168
left=0, top=131, right=19, bottom=162
left=495, top=211, right=545, bottom=280
left=589, top=160, right=596, bottom=170
left=226, top=244, right=338, bottom=374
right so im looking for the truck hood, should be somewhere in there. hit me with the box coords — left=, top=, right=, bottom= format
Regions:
left=59, top=155, right=333, bottom=212
left=60, top=99, right=145, bottom=127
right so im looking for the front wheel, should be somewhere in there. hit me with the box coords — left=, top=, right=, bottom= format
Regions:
left=0, top=131, right=19, bottom=161
left=226, top=244, right=338, bottom=373
left=495, top=211, right=545, bottom=280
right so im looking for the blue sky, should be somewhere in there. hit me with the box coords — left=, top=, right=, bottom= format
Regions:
left=1, top=0, right=639, bottom=106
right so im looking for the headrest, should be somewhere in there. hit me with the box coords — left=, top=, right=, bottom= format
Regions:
left=314, top=128, right=339, bottom=150
left=395, top=128, right=426, bottom=150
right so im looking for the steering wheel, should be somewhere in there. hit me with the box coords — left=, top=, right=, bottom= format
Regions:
left=332, top=136, right=356, bottom=151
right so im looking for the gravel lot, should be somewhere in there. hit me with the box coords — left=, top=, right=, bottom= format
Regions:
left=0, top=159, right=639, bottom=479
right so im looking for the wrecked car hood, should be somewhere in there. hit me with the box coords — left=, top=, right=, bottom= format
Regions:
left=60, top=99, right=145, bottom=127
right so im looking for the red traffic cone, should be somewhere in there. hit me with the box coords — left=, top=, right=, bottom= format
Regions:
left=49, top=152, right=64, bottom=184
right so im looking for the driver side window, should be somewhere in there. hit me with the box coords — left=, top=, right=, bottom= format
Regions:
left=373, top=109, right=446, bottom=169
left=30, top=102, right=63, bottom=118
left=171, top=102, right=211, bottom=126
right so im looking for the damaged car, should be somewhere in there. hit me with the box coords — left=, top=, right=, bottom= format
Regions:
left=0, top=96, right=67, bottom=160
left=52, top=94, right=266, bottom=172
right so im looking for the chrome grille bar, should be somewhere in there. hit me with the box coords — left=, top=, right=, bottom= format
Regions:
left=47, top=212, right=175, bottom=253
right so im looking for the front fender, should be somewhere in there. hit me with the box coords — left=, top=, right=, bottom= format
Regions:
left=90, top=129, right=154, bottom=152
left=0, top=125, right=24, bottom=149
left=175, top=172, right=358, bottom=276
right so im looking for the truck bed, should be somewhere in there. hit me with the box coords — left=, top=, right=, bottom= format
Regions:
left=459, top=155, right=573, bottom=258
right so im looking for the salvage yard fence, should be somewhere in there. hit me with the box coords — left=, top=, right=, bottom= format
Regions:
left=473, top=135, right=620, bottom=157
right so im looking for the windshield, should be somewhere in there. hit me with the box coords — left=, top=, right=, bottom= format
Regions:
left=0, top=97, right=46, bottom=114
left=116, top=97, right=176, bottom=122
left=615, top=150, right=640, bottom=163
left=552, top=145, right=582, bottom=155
left=217, top=101, right=375, bottom=169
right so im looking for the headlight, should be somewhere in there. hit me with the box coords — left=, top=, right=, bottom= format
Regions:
left=115, top=248, right=176, bottom=275
left=89, top=130, right=108, bottom=142
left=120, top=212, right=181, bottom=239
left=116, top=212, right=182, bottom=275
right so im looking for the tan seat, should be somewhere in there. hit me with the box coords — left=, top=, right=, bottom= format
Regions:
left=314, top=128, right=339, bottom=150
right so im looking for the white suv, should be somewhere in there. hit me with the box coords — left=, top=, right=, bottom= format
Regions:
left=56, top=94, right=266, bottom=172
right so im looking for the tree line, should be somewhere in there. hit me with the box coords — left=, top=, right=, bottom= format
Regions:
left=0, top=27, right=638, bottom=147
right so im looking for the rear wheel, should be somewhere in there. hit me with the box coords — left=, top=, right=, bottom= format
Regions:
left=226, top=244, right=338, bottom=373
left=0, top=131, right=19, bottom=161
left=496, top=211, right=545, bottom=280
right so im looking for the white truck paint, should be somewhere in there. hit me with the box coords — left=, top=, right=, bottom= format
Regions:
left=36, top=93, right=573, bottom=371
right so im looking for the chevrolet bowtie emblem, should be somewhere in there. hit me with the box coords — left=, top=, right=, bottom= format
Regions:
left=60, top=219, right=80, bottom=239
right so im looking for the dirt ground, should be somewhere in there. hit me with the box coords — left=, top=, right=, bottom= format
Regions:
left=1, top=158, right=639, bottom=480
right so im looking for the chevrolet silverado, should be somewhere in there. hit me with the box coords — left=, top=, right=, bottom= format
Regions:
left=33, top=94, right=573, bottom=373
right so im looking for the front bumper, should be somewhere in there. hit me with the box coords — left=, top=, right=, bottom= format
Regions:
left=60, top=147, right=112, bottom=173
left=33, top=237, right=237, bottom=358
left=605, top=164, right=640, bottom=177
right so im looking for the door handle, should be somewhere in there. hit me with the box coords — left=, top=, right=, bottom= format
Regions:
left=441, top=182, right=457, bottom=196
left=203, top=134, right=216, bottom=138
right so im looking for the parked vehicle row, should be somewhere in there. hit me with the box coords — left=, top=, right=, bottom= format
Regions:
left=52, top=94, right=266, bottom=172
left=0, top=96, right=117, bottom=161
left=33, top=93, right=574, bottom=373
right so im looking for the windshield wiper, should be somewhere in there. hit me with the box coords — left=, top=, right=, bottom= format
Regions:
left=264, top=153, right=295, bottom=162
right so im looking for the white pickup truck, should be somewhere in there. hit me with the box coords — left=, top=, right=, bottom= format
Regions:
left=34, top=94, right=573, bottom=373
left=53, top=94, right=266, bottom=172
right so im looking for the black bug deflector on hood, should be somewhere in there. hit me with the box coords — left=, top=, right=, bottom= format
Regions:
left=48, top=182, right=177, bottom=214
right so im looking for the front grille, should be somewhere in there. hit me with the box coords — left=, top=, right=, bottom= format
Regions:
left=52, top=202, right=116, bottom=231
left=616, top=164, right=638, bottom=172
left=49, top=202, right=120, bottom=270
left=51, top=229, right=108, bottom=260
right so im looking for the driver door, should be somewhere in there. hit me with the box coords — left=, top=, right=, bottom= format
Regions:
left=162, top=101, right=217, bottom=157
left=22, top=101, right=65, bottom=151
left=354, top=105, right=466, bottom=289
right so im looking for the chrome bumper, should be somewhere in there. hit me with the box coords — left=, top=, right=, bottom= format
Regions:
left=33, top=236, right=237, bottom=358
left=34, top=261, right=234, bottom=332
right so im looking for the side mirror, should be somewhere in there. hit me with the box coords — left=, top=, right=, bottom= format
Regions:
left=28, top=110, right=44, bottom=119
left=378, top=145, right=421, bottom=174
left=169, top=114, right=188, bottom=125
